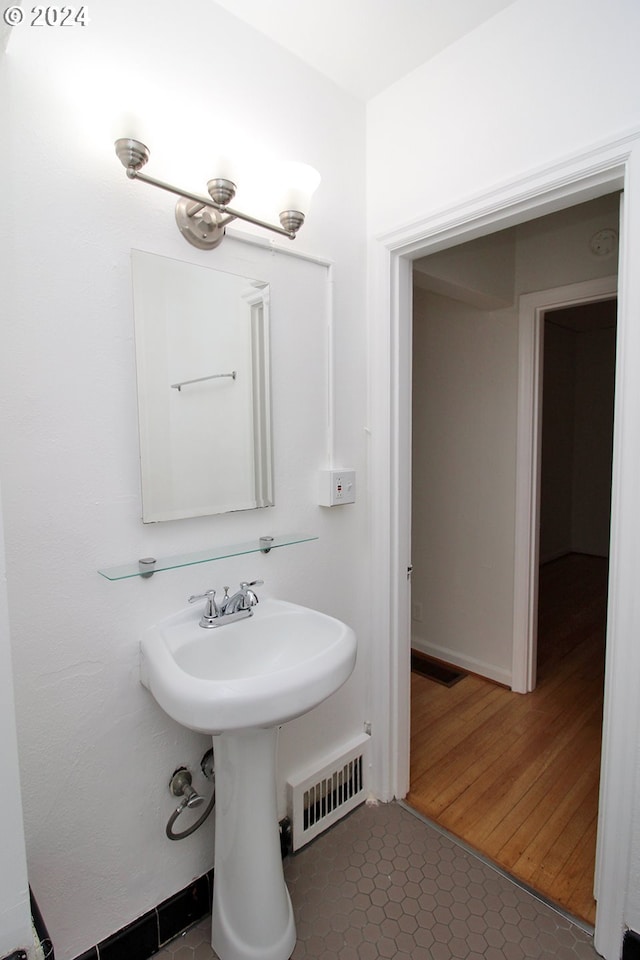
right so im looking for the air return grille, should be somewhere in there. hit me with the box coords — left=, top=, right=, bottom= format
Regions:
left=287, top=734, right=371, bottom=850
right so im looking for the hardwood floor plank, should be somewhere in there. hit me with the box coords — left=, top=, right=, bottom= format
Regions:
left=508, top=766, right=598, bottom=878
left=485, top=701, right=602, bottom=858
left=410, top=673, right=497, bottom=737
left=528, top=783, right=600, bottom=889
left=410, top=682, right=507, bottom=782
left=408, top=553, right=607, bottom=926
left=438, top=701, right=599, bottom=845
left=410, top=670, right=600, bottom=835
left=558, top=813, right=599, bottom=919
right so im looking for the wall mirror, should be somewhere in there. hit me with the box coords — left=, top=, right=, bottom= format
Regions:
left=131, top=250, right=273, bottom=522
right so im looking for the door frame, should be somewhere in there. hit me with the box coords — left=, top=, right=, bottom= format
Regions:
left=368, top=130, right=640, bottom=960
left=512, top=275, right=618, bottom=694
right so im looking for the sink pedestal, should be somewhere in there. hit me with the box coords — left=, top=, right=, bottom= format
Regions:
left=141, top=596, right=356, bottom=957
left=211, top=728, right=296, bottom=960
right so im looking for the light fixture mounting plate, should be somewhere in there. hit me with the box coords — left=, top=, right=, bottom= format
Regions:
left=175, top=198, right=225, bottom=249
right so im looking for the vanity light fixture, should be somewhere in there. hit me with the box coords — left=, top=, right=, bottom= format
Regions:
left=114, top=138, right=320, bottom=250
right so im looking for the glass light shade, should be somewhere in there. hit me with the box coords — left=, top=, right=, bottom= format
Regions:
left=114, top=111, right=147, bottom=143
left=211, top=152, right=239, bottom=185
left=279, top=161, right=321, bottom=216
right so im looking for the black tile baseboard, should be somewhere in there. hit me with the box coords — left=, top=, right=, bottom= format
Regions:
left=99, top=912, right=158, bottom=960
left=72, top=950, right=98, bottom=960
left=623, top=930, right=640, bottom=960
left=72, top=871, right=213, bottom=960
left=30, top=887, right=54, bottom=960
left=157, top=874, right=211, bottom=946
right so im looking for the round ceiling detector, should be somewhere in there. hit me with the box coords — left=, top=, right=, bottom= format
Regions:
left=589, top=228, right=618, bottom=258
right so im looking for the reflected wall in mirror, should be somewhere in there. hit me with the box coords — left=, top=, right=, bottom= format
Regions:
left=131, top=250, right=273, bottom=522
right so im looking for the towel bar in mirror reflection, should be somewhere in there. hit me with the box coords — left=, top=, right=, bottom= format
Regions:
left=170, top=371, right=237, bottom=392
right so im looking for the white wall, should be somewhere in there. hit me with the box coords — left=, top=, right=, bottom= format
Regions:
left=2, top=4, right=367, bottom=958
left=411, top=289, right=517, bottom=684
left=367, top=0, right=640, bottom=238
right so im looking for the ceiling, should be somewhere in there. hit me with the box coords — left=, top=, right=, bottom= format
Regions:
left=212, top=0, right=518, bottom=101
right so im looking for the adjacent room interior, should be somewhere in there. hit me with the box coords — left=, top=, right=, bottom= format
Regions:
left=408, top=194, right=619, bottom=926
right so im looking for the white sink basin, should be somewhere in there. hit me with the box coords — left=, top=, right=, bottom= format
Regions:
left=140, top=597, right=357, bottom=733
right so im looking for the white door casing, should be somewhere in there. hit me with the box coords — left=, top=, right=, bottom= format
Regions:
left=512, top=275, right=618, bottom=695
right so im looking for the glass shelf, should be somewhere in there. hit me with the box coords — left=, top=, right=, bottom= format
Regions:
left=98, top=533, right=318, bottom=581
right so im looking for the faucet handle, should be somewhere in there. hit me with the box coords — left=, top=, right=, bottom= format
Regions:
left=189, top=588, right=216, bottom=603
left=188, top=589, right=218, bottom=621
left=239, top=579, right=263, bottom=608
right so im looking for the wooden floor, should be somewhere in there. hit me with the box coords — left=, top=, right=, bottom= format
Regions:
left=407, top=553, right=607, bottom=926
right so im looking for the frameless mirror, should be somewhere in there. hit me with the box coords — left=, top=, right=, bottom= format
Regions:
left=131, top=250, right=273, bottom=522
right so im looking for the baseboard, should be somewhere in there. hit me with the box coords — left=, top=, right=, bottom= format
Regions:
left=70, top=820, right=292, bottom=960
left=539, top=548, right=571, bottom=565
left=411, top=636, right=511, bottom=687
left=623, top=929, right=640, bottom=959
left=30, top=888, right=53, bottom=959
left=71, top=872, right=213, bottom=960
left=540, top=549, right=609, bottom=566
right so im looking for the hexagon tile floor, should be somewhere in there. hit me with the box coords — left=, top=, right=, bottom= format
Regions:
left=156, top=800, right=600, bottom=960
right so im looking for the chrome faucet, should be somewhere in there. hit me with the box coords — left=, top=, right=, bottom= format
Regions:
left=222, top=580, right=263, bottom=615
left=189, top=580, right=264, bottom=629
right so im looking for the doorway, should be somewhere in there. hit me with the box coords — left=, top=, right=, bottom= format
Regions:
left=407, top=257, right=617, bottom=923
left=368, top=136, right=640, bottom=960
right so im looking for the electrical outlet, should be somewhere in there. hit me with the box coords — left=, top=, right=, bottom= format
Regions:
left=319, top=469, right=356, bottom=506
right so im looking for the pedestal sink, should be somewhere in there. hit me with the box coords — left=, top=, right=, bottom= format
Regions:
left=140, top=597, right=357, bottom=960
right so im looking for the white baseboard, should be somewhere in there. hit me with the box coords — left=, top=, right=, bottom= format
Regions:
left=411, top=635, right=512, bottom=687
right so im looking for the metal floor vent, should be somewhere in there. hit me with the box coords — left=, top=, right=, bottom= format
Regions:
left=287, top=733, right=371, bottom=850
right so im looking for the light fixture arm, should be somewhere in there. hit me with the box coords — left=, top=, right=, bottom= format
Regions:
left=115, top=138, right=305, bottom=249
left=129, top=168, right=294, bottom=239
